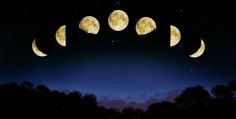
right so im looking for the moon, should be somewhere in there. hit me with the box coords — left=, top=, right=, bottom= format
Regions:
left=79, top=16, right=100, bottom=34
left=189, top=39, right=205, bottom=58
left=55, top=25, right=66, bottom=47
left=136, top=17, right=157, bottom=35
left=32, top=39, right=47, bottom=57
left=108, top=10, right=129, bottom=31
left=170, top=25, right=181, bottom=47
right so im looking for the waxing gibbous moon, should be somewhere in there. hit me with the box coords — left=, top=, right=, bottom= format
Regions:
left=55, top=25, right=66, bottom=47
left=170, top=25, right=181, bottom=47
left=189, top=39, right=205, bottom=58
left=32, top=39, right=47, bottom=57
left=79, top=16, right=100, bottom=34
left=136, top=17, right=157, bottom=35
left=108, top=10, right=129, bottom=31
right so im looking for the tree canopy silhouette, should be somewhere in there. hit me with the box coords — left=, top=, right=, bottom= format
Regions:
left=0, top=81, right=235, bottom=119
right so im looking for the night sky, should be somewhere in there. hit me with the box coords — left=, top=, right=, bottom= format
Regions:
left=0, top=0, right=235, bottom=101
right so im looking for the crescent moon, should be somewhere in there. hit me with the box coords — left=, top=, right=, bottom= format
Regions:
left=79, top=16, right=100, bottom=35
left=189, top=39, right=205, bottom=58
left=32, top=39, right=48, bottom=57
left=170, top=25, right=181, bottom=47
left=55, top=25, right=66, bottom=47
left=108, top=10, right=129, bottom=31
left=135, top=17, right=157, bottom=35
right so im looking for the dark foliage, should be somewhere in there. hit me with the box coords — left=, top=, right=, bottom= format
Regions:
left=0, top=81, right=236, bottom=119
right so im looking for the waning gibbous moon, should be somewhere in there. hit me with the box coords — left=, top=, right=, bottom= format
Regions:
left=79, top=16, right=100, bottom=35
left=189, top=39, right=205, bottom=58
left=108, top=10, right=129, bottom=31
left=55, top=25, right=66, bottom=47
left=170, top=25, right=181, bottom=47
left=32, top=39, right=47, bottom=57
left=136, top=17, right=157, bottom=35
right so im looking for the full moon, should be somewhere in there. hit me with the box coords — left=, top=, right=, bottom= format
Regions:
left=189, top=39, right=205, bottom=58
left=32, top=39, right=47, bottom=57
left=79, top=16, right=100, bottom=35
left=55, top=25, right=66, bottom=47
left=108, top=10, right=129, bottom=31
left=136, top=17, right=157, bottom=35
left=170, top=25, right=181, bottom=47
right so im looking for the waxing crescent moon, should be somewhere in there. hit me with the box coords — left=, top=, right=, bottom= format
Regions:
left=79, top=16, right=100, bottom=34
left=108, top=10, right=129, bottom=31
left=32, top=39, right=48, bottom=57
left=170, top=25, right=181, bottom=47
left=135, top=17, right=157, bottom=35
left=55, top=25, right=66, bottom=47
left=189, top=39, right=205, bottom=58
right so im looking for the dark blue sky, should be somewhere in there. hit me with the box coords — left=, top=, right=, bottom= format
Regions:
left=0, top=0, right=235, bottom=101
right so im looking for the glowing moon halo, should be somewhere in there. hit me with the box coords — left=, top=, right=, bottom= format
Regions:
left=79, top=16, right=100, bottom=34
left=170, top=25, right=181, bottom=47
left=189, top=39, right=205, bottom=58
left=108, top=10, right=129, bottom=31
left=55, top=25, right=66, bottom=47
left=136, top=17, right=157, bottom=35
left=32, top=39, right=47, bottom=57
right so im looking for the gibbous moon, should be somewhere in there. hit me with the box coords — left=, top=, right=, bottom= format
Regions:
left=136, top=17, right=157, bottom=35
left=55, top=25, right=66, bottom=47
left=79, top=16, right=100, bottom=34
left=108, top=10, right=129, bottom=31
left=32, top=39, right=47, bottom=57
left=189, top=39, right=205, bottom=58
left=170, top=25, right=181, bottom=47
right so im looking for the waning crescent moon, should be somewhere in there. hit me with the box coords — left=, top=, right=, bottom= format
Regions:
left=170, top=25, right=181, bottom=47
left=32, top=39, right=48, bottom=57
left=55, top=25, right=66, bottom=47
left=189, top=39, right=205, bottom=58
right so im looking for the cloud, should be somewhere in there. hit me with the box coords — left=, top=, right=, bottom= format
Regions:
left=98, top=98, right=159, bottom=110
left=98, top=99, right=127, bottom=110
left=98, top=90, right=179, bottom=110
left=161, top=90, right=179, bottom=102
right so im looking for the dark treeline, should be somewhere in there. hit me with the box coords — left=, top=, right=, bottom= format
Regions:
left=0, top=81, right=236, bottom=119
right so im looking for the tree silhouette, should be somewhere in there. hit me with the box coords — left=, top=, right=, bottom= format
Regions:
left=20, top=81, right=34, bottom=90
left=211, top=85, right=233, bottom=99
left=36, top=84, right=50, bottom=94
left=175, top=85, right=211, bottom=119
left=228, top=81, right=236, bottom=92
left=147, top=101, right=177, bottom=119
left=210, top=85, right=235, bottom=119
left=122, top=107, right=144, bottom=119
left=0, top=81, right=236, bottom=119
